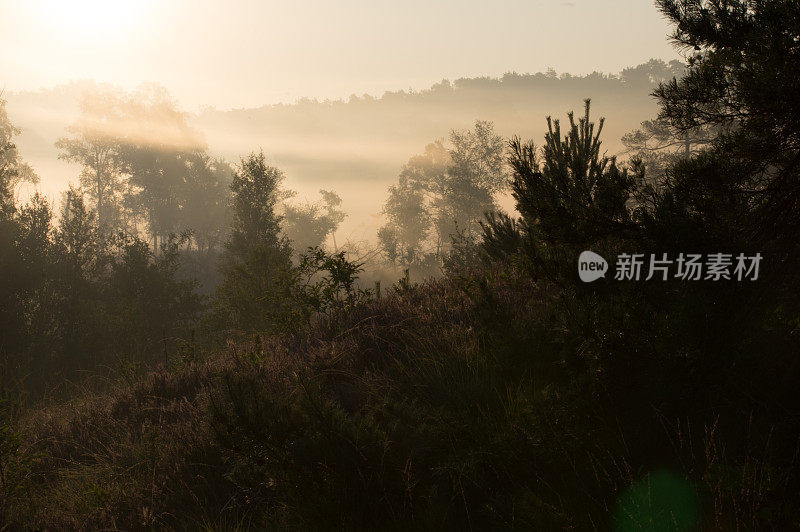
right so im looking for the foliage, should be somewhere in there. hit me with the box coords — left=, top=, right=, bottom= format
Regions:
left=282, top=189, right=346, bottom=252
left=621, top=116, right=716, bottom=183
left=474, top=4, right=800, bottom=529
left=0, top=393, right=38, bottom=523
left=55, top=90, right=126, bottom=229
left=0, top=99, right=38, bottom=188
left=215, top=152, right=299, bottom=334
left=377, top=174, right=430, bottom=265
left=6, top=262, right=795, bottom=528
left=653, top=0, right=800, bottom=256
left=0, top=151, right=203, bottom=396
left=55, top=85, right=227, bottom=251
left=296, top=247, right=371, bottom=318
left=180, top=154, right=233, bottom=254
left=2, top=4, right=800, bottom=528
left=485, top=99, right=636, bottom=281
left=378, top=121, right=508, bottom=270
left=105, top=231, right=202, bottom=362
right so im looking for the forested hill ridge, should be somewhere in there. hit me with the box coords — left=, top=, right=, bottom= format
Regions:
left=194, top=60, right=682, bottom=237
left=194, top=58, right=683, bottom=167
left=7, top=59, right=682, bottom=240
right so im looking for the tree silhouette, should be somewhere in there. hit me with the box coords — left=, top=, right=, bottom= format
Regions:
left=621, top=116, right=716, bottom=184
left=215, top=152, right=297, bottom=333
left=483, top=100, right=635, bottom=274
left=282, top=189, right=346, bottom=253
left=379, top=121, right=507, bottom=267
left=0, top=99, right=38, bottom=189
left=180, top=153, right=233, bottom=255
left=654, top=0, right=800, bottom=255
left=55, top=90, right=125, bottom=229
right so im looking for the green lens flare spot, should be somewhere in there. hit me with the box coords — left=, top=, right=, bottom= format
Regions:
left=613, top=469, right=699, bottom=531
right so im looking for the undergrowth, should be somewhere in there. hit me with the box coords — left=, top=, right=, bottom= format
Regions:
left=3, top=267, right=798, bottom=529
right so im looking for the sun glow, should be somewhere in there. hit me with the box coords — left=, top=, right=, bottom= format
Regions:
left=38, top=0, right=144, bottom=40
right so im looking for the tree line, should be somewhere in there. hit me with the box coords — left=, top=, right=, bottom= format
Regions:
left=0, top=65, right=701, bottom=400
left=1, top=90, right=356, bottom=398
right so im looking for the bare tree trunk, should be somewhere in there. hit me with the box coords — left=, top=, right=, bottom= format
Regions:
left=96, top=166, right=103, bottom=226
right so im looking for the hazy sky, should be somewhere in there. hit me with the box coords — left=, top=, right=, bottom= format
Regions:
left=2, top=0, right=680, bottom=110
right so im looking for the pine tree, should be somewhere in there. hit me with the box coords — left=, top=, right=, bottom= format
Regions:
left=653, top=0, right=800, bottom=249
left=508, top=100, right=634, bottom=250
left=216, top=152, right=298, bottom=333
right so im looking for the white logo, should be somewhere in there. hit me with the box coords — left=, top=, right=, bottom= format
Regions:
left=583, top=252, right=762, bottom=282
left=578, top=250, right=608, bottom=282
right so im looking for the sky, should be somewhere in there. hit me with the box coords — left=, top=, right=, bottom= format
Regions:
left=1, top=0, right=680, bottom=111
